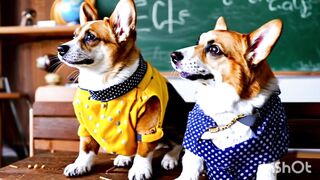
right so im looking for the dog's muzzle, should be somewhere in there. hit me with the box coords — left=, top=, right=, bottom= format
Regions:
left=171, top=51, right=214, bottom=81
left=57, top=45, right=94, bottom=65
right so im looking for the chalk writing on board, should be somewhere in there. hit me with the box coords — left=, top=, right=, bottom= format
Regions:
left=152, top=0, right=190, bottom=34
left=296, top=61, right=320, bottom=71
left=222, top=0, right=313, bottom=19
left=136, top=0, right=147, bottom=7
left=152, top=46, right=166, bottom=60
left=223, top=0, right=233, bottom=6
left=136, top=0, right=151, bottom=32
left=136, top=0, right=190, bottom=34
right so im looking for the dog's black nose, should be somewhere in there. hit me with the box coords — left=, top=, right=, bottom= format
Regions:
left=171, top=51, right=184, bottom=64
left=57, top=45, right=70, bottom=56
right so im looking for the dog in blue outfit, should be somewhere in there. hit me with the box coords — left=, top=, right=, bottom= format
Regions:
left=171, top=17, right=289, bottom=180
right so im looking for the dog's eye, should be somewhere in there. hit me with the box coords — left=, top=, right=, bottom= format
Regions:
left=84, top=31, right=97, bottom=42
left=207, top=44, right=223, bottom=56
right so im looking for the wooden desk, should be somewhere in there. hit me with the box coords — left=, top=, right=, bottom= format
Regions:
left=1, top=151, right=320, bottom=179
left=0, top=151, right=188, bottom=180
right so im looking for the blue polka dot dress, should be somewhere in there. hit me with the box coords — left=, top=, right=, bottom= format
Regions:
left=183, top=91, right=289, bottom=180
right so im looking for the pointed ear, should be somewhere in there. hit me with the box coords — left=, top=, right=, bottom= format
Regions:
left=214, top=16, right=227, bottom=30
left=87, top=0, right=96, bottom=6
left=79, top=2, right=98, bottom=25
left=110, top=0, right=136, bottom=43
left=246, top=19, right=282, bottom=65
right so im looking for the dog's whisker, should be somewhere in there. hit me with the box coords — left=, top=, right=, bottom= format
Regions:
left=48, top=61, right=63, bottom=73
left=66, top=70, right=80, bottom=83
left=45, top=55, right=62, bottom=73
left=54, top=62, right=66, bottom=73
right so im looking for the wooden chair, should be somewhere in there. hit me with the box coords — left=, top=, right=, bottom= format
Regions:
left=29, top=86, right=79, bottom=156
left=0, top=77, right=30, bottom=164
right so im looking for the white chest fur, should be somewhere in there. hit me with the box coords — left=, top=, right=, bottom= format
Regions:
left=195, top=82, right=264, bottom=150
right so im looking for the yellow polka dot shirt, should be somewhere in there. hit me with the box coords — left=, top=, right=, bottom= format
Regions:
left=73, top=62, right=168, bottom=156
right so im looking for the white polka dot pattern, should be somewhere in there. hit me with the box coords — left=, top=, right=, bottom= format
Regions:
left=183, top=92, right=289, bottom=179
left=87, top=57, right=147, bottom=102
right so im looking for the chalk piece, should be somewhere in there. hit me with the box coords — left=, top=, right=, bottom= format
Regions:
left=99, top=176, right=112, bottom=180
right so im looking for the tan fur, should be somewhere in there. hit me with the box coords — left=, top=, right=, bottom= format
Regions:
left=196, top=22, right=279, bottom=99
left=80, top=136, right=100, bottom=154
left=136, top=97, right=161, bottom=157
left=79, top=1, right=98, bottom=25
left=74, top=3, right=140, bottom=87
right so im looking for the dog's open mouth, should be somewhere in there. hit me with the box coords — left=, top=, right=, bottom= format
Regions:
left=180, top=72, right=214, bottom=81
left=62, top=58, right=94, bottom=65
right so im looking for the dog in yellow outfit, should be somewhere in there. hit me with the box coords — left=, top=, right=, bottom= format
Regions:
left=57, top=0, right=191, bottom=179
left=74, top=61, right=168, bottom=156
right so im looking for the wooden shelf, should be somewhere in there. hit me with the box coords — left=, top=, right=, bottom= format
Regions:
left=0, top=92, right=22, bottom=99
left=0, top=25, right=78, bottom=39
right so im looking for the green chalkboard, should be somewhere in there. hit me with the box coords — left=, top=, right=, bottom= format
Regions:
left=97, top=0, right=320, bottom=72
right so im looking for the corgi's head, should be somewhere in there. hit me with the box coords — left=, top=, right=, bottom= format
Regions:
left=57, top=0, right=139, bottom=76
left=171, top=17, right=282, bottom=99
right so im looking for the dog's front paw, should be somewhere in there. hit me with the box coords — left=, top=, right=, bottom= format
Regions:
left=63, top=150, right=96, bottom=177
left=176, top=150, right=204, bottom=180
left=63, top=162, right=91, bottom=177
left=161, top=145, right=182, bottom=170
left=128, top=155, right=152, bottom=180
left=161, top=153, right=178, bottom=170
left=113, top=155, right=132, bottom=167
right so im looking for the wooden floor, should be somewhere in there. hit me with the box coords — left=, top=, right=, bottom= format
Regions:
left=0, top=151, right=319, bottom=179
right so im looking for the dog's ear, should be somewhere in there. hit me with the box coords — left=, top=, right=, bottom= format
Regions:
left=246, top=19, right=282, bottom=65
left=79, top=2, right=98, bottom=25
left=214, top=16, right=227, bottom=30
left=110, top=0, right=137, bottom=43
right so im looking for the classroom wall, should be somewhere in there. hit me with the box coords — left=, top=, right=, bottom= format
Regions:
left=168, top=76, right=320, bottom=103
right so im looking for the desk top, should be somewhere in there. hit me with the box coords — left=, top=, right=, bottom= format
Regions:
left=1, top=151, right=320, bottom=179
left=0, top=151, right=186, bottom=180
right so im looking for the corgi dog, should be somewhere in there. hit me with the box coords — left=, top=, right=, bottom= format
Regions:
left=57, top=0, right=190, bottom=179
left=171, top=17, right=289, bottom=180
